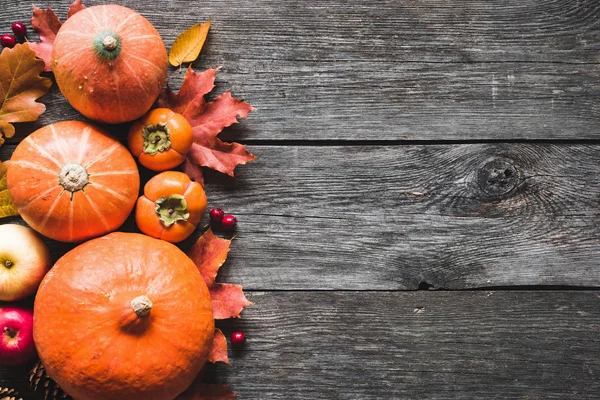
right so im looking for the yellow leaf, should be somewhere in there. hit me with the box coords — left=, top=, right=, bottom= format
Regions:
left=169, top=21, right=211, bottom=67
left=0, top=43, right=52, bottom=146
left=0, top=161, right=18, bottom=218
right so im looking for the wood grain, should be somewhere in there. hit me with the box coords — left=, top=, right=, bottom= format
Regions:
left=1, top=2, right=599, bottom=399
left=3, top=143, right=600, bottom=290
left=3, top=291, right=600, bottom=399
left=3, top=0, right=600, bottom=141
left=206, top=144, right=600, bottom=289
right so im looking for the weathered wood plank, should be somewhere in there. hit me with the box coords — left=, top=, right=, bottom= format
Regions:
left=3, top=0, right=600, bottom=141
left=11, top=0, right=599, bottom=63
left=3, top=291, right=600, bottom=399
left=3, top=143, right=600, bottom=290
left=208, top=144, right=600, bottom=289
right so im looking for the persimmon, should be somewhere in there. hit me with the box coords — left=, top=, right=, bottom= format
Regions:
left=136, top=171, right=206, bottom=243
left=128, top=108, right=193, bottom=171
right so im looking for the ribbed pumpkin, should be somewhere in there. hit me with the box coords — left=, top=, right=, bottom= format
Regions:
left=51, top=5, right=168, bottom=123
left=33, top=232, right=214, bottom=400
left=7, top=121, right=139, bottom=242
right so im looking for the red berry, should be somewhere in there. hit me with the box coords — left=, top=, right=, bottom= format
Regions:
left=11, top=22, right=26, bottom=38
left=221, top=214, right=237, bottom=230
left=209, top=207, right=225, bottom=223
left=0, top=34, right=16, bottom=48
left=231, top=331, right=245, bottom=346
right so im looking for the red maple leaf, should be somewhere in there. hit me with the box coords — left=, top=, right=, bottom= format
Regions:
left=188, top=228, right=253, bottom=320
left=184, top=228, right=251, bottom=398
left=30, top=0, right=86, bottom=71
left=209, top=328, right=230, bottom=365
left=159, top=68, right=255, bottom=181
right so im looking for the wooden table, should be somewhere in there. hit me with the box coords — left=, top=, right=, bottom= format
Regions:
left=2, top=0, right=600, bottom=398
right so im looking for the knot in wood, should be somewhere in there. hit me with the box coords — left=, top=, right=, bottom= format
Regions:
left=477, top=159, right=518, bottom=197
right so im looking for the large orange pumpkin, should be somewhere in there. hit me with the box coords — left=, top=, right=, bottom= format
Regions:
left=7, top=121, right=139, bottom=242
left=51, top=5, right=168, bottom=123
left=33, top=232, right=214, bottom=400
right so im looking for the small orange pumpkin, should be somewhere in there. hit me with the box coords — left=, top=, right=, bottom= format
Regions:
left=51, top=5, right=168, bottom=123
left=7, top=121, right=139, bottom=242
left=33, top=232, right=214, bottom=400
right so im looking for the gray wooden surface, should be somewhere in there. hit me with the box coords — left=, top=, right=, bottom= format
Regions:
left=2, top=0, right=600, bottom=399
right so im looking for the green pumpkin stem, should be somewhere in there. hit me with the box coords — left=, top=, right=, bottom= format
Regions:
left=142, top=122, right=172, bottom=154
left=93, top=30, right=122, bottom=60
left=155, top=195, right=189, bottom=227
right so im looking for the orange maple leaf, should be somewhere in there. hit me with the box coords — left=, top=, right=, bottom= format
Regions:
left=159, top=68, right=255, bottom=180
left=29, top=0, right=86, bottom=71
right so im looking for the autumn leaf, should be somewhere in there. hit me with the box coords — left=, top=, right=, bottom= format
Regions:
left=187, top=228, right=252, bottom=320
left=209, top=328, right=230, bottom=364
left=209, top=283, right=252, bottom=320
left=29, top=5, right=61, bottom=71
left=159, top=67, right=255, bottom=178
left=0, top=161, right=18, bottom=218
left=188, top=129, right=257, bottom=178
left=30, top=0, right=86, bottom=71
left=169, top=21, right=211, bottom=67
left=188, top=228, right=231, bottom=286
left=159, top=67, right=216, bottom=119
left=67, top=0, right=86, bottom=18
left=0, top=43, right=52, bottom=144
left=183, top=158, right=205, bottom=185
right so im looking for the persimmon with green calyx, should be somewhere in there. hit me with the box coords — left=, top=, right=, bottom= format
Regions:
left=51, top=5, right=168, bottom=124
left=136, top=171, right=207, bottom=243
left=33, top=232, right=215, bottom=400
left=128, top=108, right=193, bottom=171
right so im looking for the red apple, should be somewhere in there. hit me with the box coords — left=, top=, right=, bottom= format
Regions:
left=0, top=224, right=51, bottom=301
left=0, top=306, right=36, bottom=365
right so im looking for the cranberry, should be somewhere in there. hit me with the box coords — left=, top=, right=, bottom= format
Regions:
left=231, top=331, right=245, bottom=346
left=11, top=22, right=26, bottom=38
left=221, top=214, right=237, bottom=230
left=209, top=207, right=225, bottom=223
left=0, top=34, right=16, bottom=48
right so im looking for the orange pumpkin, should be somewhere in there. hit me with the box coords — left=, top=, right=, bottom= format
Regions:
left=128, top=108, right=193, bottom=171
left=7, top=121, right=139, bottom=242
left=136, top=171, right=207, bottom=243
left=33, top=232, right=214, bottom=400
left=51, top=5, right=168, bottom=124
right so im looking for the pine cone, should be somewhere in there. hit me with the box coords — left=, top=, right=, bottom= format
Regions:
left=0, top=386, right=22, bottom=400
left=29, top=361, right=72, bottom=400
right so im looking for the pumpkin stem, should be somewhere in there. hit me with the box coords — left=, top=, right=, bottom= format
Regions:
left=131, top=295, right=153, bottom=317
left=142, top=122, right=171, bottom=154
left=102, top=36, right=117, bottom=51
left=58, top=163, right=89, bottom=194
left=93, top=31, right=122, bottom=60
left=155, top=195, right=189, bottom=227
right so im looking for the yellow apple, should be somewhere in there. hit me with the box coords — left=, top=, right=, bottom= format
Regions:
left=0, top=224, right=51, bottom=301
